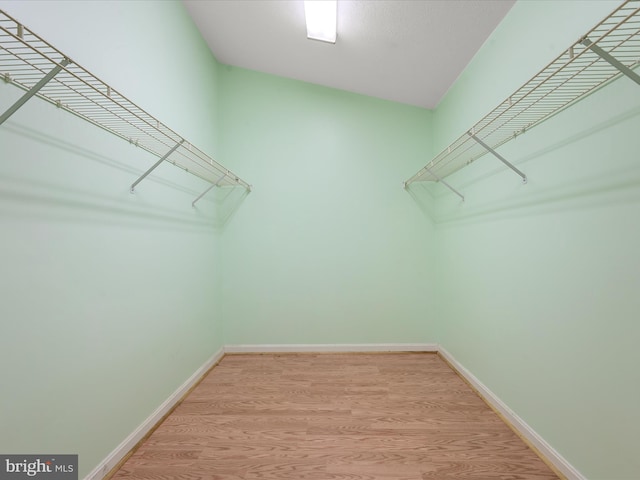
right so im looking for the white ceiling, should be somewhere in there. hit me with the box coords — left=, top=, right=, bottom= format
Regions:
left=183, top=0, right=515, bottom=109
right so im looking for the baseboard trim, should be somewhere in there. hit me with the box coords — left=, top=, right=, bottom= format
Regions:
left=84, top=347, right=225, bottom=480
left=224, top=343, right=438, bottom=353
left=87, top=343, right=584, bottom=480
left=438, top=347, right=586, bottom=480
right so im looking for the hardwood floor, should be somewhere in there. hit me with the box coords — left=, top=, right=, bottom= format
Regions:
left=110, top=353, right=560, bottom=480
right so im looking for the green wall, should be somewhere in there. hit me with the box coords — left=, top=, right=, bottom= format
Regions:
left=217, top=67, right=435, bottom=344
left=429, top=1, right=640, bottom=478
left=2, top=0, right=638, bottom=479
left=0, top=1, right=227, bottom=477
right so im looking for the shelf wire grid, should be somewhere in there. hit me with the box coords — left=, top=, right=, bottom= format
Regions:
left=406, top=0, right=640, bottom=185
left=0, top=10, right=250, bottom=190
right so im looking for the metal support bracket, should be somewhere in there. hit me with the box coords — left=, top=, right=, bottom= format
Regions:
left=130, top=139, right=184, bottom=193
left=0, top=57, right=71, bottom=126
left=468, top=132, right=527, bottom=183
left=424, top=166, right=465, bottom=202
left=192, top=173, right=227, bottom=207
left=581, top=37, right=640, bottom=86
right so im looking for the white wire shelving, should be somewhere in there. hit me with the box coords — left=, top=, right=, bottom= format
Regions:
left=0, top=10, right=250, bottom=205
left=404, top=0, right=640, bottom=201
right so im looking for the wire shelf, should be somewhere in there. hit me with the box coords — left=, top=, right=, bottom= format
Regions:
left=405, top=0, right=640, bottom=188
left=0, top=10, right=250, bottom=192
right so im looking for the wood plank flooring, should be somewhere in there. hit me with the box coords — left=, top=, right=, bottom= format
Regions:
left=110, top=353, right=559, bottom=480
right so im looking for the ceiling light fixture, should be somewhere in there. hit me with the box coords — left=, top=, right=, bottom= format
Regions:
left=304, top=0, right=337, bottom=44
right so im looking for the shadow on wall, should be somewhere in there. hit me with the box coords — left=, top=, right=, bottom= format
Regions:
left=206, top=184, right=250, bottom=230
left=404, top=182, right=439, bottom=223
left=436, top=167, right=640, bottom=229
left=451, top=104, right=640, bottom=192
left=407, top=104, right=640, bottom=227
left=0, top=122, right=251, bottom=233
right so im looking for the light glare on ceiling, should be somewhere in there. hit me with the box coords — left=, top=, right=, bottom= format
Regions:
left=304, top=1, right=337, bottom=44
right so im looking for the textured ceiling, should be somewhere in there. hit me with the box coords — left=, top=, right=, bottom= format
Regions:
left=183, top=0, right=514, bottom=109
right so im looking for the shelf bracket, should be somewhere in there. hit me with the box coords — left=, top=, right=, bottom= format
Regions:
left=130, top=139, right=184, bottom=193
left=468, top=132, right=527, bottom=183
left=192, top=173, right=227, bottom=207
left=424, top=166, right=465, bottom=202
left=0, top=57, right=71, bottom=126
left=581, top=37, right=640, bottom=86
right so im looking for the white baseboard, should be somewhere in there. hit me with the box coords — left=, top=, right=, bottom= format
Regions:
left=86, top=343, right=583, bottom=480
left=438, top=347, right=586, bottom=480
left=83, top=347, right=224, bottom=480
left=224, top=343, right=438, bottom=353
